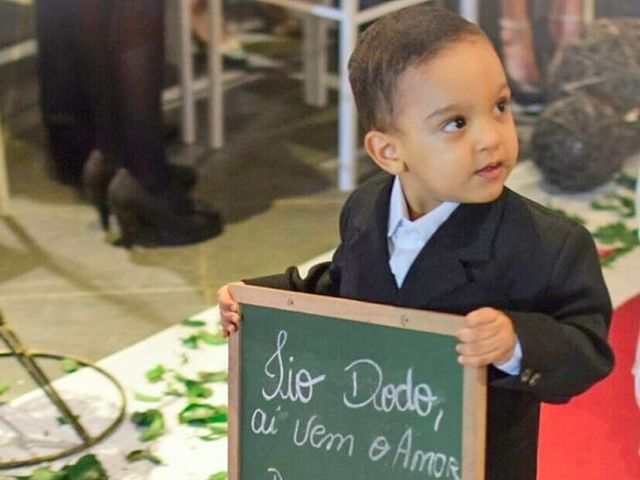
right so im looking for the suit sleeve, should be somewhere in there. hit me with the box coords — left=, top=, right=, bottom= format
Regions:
left=493, top=223, right=614, bottom=403
left=243, top=197, right=350, bottom=296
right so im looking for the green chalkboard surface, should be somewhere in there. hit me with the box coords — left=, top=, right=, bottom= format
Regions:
left=228, top=285, right=486, bottom=480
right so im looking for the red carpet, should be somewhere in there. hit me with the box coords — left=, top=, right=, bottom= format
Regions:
left=538, top=294, right=640, bottom=479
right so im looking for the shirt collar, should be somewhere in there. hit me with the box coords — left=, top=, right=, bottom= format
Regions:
left=387, top=176, right=460, bottom=240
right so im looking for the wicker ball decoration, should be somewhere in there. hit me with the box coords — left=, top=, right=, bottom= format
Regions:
left=530, top=93, right=635, bottom=192
left=545, top=18, right=640, bottom=113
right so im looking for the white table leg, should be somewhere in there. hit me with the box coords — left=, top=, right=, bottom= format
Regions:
left=207, top=0, right=224, bottom=149
left=0, top=116, right=10, bottom=217
left=337, top=0, right=358, bottom=191
left=179, top=0, right=197, bottom=144
left=303, top=15, right=329, bottom=107
left=583, top=0, right=595, bottom=23
left=459, top=0, right=479, bottom=24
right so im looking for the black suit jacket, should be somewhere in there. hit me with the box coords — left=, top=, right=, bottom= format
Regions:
left=248, top=173, right=614, bottom=479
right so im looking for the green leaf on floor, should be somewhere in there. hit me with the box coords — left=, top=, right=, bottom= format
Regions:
left=15, top=468, right=66, bottom=480
left=593, top=221, right=639, bottom=268
left=614, top=171, right=638, bottom=191
left=126, top=448, right=163, bottom=465
left=131, top=409, right=165, bottom=442
left=181, top=318, right=207, bottom=328
left=181, top=330, right=226, bottom=349
left=593, top=222, right=639, bottom=246
left=15, top=454, right=108, bottom=480
left=591, top=193, right=636, bottom=218
left=56, top=414, right=80, bottom=426
left=173, top=375, right=213, bottom=399
left=600, top=245, right=637, bottom=268
left=198, top=371, right=228, bottom=383
left=179, top=403, right=227, bottom=425
left=134, top=391, right=163, bottom=403
left=60, top=358, right=81, bottom=374
left=199, top=424, right=229, bottom=441
left=0, top=382, right=10, bottom=396
left=181, top=334, right=200, bottom=349
left=196, top=330, right=226, bottom=345
left=207, top=472, right=228, bottom=480
left=145, top=364, right=166, bottom=383
left=65, top=454, right=109, bottom=479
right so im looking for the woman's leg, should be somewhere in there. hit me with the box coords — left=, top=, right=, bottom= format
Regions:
left=110, top=0, right=171, bottom=194
left=105, top=0, right=223, bottom=246
left=79, top=0, right=117, bottom=162
left=35, top=0, right=95, bottom=185
left=499, top=0, right=541, bottom=90
left=549, top=0, right=583, bottom=48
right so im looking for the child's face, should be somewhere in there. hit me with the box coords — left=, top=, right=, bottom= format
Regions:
left=385, top=37, right=518, bottom=216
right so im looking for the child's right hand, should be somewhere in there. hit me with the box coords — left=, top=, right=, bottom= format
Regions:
left=217, top=282, right=244, bottom=337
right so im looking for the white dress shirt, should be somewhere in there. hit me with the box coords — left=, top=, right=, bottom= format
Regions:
left=387, top=176, right=522, bottom=375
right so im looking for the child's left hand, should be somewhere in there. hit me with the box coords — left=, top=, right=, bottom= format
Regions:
left=455, top=307, right=516, bottom=367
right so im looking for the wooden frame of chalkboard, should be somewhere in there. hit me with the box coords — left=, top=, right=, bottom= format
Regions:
left=229, top=284, right=487, bottom=480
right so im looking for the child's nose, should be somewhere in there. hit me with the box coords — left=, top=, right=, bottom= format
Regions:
left=474, top=120, right=502, bottom=152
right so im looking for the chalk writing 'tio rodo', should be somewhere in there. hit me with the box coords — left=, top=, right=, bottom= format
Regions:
left=262, top=330, right=326, bottom=403
left=343, top=358, right=442, bottom=424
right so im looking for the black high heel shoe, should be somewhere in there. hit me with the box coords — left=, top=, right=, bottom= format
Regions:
left=107, top=168, right=223, bottom=247
left=81, top=150, right=198, bottom=231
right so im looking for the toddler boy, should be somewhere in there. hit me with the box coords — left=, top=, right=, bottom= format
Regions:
left=219, top=6, right=613, bottom=479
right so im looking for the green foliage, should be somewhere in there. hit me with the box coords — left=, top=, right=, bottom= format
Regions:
left=198, top=371, right=228, bottom=383
left=614, top=171, right=638, bottom=191
left=593, top=222, right=639, bottom=246
left=179, top=403, right=227, bottom=425
left=56, top=414, right=80, bottom=426
left=207, top=473, right=228, bottom=480
left=133, top=392, right=162, bottom=403
left=181, top=318, right=207, bottom=327
left=590, top=193, right=635, bottom=218
left=16, top=454, right=108, bottom=480
left=125, top=449, right=163, bottom=465
left=181, top=334, right=200, bottom=349
left=60, top=358, right=81, bottom=374
left=196, top=330, right=226, bottom=346
left=145, top=364, right=166, bottom=383
left=175, top=375, right=213, bottom=399
left=181, top=330, right=226, bottom=349
left=131, top=409, right=165, bottom=442
left=0, top=382, right=10, bottom=396
left=199, top=424, right=229, bottom=441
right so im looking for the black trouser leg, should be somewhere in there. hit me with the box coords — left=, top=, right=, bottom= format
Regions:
left=35, top=0, right=94, bottom=184
left=111, top=0, right=171, bottom=194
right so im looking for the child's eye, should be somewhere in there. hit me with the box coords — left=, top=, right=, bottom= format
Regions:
left=443, top=117, right=466, bottom=132
left=494, top=99, right=510, bottom=114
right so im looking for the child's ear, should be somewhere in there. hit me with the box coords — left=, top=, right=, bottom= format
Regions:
left=364, top=130, right=405, bottom=175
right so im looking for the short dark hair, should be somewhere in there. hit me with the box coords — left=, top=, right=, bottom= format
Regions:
left=348, top=5, right=486, bottom=132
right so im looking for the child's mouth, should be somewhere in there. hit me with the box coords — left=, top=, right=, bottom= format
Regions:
left=475, top=162, right=504, bottom=178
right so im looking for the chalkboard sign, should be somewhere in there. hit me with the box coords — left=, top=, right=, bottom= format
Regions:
left=228, top=285, right=487, bottom=480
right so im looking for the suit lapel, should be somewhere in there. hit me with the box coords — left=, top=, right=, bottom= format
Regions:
left=347, top=176, right=398, bottom=304
left=399, top=190, right=507, bottom=307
